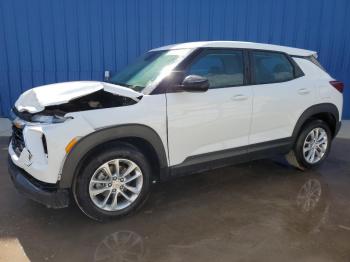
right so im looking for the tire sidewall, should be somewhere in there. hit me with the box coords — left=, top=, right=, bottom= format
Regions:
left=294, top=120, right=332, bottom=169
left=74, top=143, right=151, bottom=221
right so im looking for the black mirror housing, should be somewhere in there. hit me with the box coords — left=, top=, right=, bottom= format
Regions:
left=181, top=75, right=209, bottom=92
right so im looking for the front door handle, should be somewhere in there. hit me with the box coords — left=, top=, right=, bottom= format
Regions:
left=232, top=94, right=248, bottom=101
left=298, top=88, right=310, bottom=95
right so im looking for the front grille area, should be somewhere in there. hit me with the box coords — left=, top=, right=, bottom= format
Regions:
left=12, top=124, right=25, bottom=156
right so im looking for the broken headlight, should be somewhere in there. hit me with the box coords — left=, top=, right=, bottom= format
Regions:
left=31, top=114, right=72, bottom=124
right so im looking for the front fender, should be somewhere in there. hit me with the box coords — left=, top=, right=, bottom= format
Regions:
left=59, top=124, right=168, bottom=188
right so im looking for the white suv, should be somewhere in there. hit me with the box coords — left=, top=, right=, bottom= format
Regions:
left=8, top=41, right=343, bottom=221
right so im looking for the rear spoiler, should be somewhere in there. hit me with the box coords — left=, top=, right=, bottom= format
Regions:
left=292, top=53, right=326, bottom=72
left=291, top=52, right=318, bottom=59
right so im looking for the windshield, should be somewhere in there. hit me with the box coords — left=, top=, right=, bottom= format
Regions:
left=110, top=49, right=191, bottom=93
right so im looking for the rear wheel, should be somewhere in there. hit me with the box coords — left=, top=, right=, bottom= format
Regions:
left=74, top=142, right=151, bottom=221
left=286, top=119, right=332, bottom=170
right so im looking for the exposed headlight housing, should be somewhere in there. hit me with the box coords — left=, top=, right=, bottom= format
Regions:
left=31, top=114, right=72, bottom=124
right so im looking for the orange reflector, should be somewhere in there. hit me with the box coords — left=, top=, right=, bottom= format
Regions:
left=65, top=138, right=78, bottom=153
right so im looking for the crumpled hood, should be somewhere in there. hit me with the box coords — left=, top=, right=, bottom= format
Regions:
left=15, top=81, right=142, bottom=113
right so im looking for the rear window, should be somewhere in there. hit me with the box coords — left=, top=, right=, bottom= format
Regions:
left=306, top=55, right=326, bottom=71
left=251, top=51, right=294, bottom=84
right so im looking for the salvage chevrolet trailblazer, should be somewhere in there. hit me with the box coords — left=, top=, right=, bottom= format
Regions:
left=8, top=41, right=343, bottom=221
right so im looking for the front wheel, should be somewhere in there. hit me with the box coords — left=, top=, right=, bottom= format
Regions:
left=286, top=119, right=332, bottom=170
left=73, top=142, right=151, bottom=221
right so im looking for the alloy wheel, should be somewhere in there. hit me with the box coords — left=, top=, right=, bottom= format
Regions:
left=302, top=127, right=328, bottom=164
left=89, top=159, right=143, bottom=211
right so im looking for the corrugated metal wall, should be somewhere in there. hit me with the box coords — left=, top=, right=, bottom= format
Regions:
left=0, top=0, right=349, bottom=118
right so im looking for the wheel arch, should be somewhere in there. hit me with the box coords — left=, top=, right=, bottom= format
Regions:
left=292, top=103, right=340, bottom=142
left=59, top=124, right=169, bottom=188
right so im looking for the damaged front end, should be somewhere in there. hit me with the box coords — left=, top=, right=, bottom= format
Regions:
left=13, top=81, right=143, bottom=123
left=13, top=89, right=139, bottom=123
left=9, top=81, right=143, bottom=184
left=7, top=81, right=146, bottom=208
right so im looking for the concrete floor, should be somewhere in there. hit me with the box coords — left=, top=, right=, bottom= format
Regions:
left=0, top=118, right=11, bottom=137
left=1, top=137, right=350, bottom=261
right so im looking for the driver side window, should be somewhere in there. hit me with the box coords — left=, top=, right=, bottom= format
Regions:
left=187, top=49, right=244, bottom=89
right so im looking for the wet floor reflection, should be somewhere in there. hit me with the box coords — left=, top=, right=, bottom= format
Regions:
left=296, top=179, right=323, bottom=213
left=94, top=231, right=145, bottom=262
left=291, top=177, right=330, bottom=234
left=0, top=138, right=350, bottom=261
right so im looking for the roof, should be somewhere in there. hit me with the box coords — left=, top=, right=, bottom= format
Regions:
left=151, top=41, right=316, bottom=57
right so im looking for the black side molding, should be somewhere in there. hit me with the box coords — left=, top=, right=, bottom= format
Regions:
left=59, top=104, right=340, bottom=187
left=8, top=156, right=69, bottom=208
left=170, top=137, right=292, bottom=178
left=292, top=103, right=340, bottom=140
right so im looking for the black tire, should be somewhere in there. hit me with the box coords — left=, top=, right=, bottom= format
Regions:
left=285, top=119, right=332, bottom=170
left=73, top=142, right=151, bottom=221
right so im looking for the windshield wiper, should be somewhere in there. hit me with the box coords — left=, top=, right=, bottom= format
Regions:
left=110, top=81, right=129, bottom=87
left=110, top=81, right=144, bottom=92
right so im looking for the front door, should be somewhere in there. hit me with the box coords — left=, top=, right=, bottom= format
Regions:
left=166, top=48, right=253, bottom=166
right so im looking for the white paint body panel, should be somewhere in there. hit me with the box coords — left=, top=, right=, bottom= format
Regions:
left=249, top=77, right=317, bottom=144
left=152, top=41, right=316, bottom=57
left=9, top=115, right=95, bottom=183
left=293, top=58, right=343, bottom=119
left=166, top=86, right=252, bottom=165
left=15, top=81, right=142, bottom=113
left=8, top=41, right=343, bottom=185
left=9, top=95, right=167, bottom=184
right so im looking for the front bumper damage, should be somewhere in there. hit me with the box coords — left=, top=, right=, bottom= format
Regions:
left=7, top=108, right=97, bottom=208
left=8, top=155, right=69, bottom=208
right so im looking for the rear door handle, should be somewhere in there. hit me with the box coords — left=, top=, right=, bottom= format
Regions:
left=232, top=94, right=248, bottom=101
left=298, top=88, right=310, bottom=95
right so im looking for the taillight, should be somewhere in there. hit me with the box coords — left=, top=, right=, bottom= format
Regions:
left=330, top=80, right=344, bottom=93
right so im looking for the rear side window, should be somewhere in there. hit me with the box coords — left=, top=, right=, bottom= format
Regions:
left=306, top=55, right=326, bottom=71
left=187, top=49, right=244, bottom=88
left=251, top=51, right=294, bottom=84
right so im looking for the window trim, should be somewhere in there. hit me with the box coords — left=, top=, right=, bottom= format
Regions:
left=150, top=47, right=305, bottom=94
left=249, top=49, right=305, bottom=86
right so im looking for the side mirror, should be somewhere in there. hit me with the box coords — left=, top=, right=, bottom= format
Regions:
left=181, top=75, right=209, bottom=92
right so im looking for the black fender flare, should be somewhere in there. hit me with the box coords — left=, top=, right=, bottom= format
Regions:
left=291, top=103, right=340, bottom=142
left=59, top=124, right=168, bottom=188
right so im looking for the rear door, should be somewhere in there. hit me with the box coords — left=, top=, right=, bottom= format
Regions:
left=249, top=50, right=314, bottom=145
left=166, top=48, right=253, bottom=166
